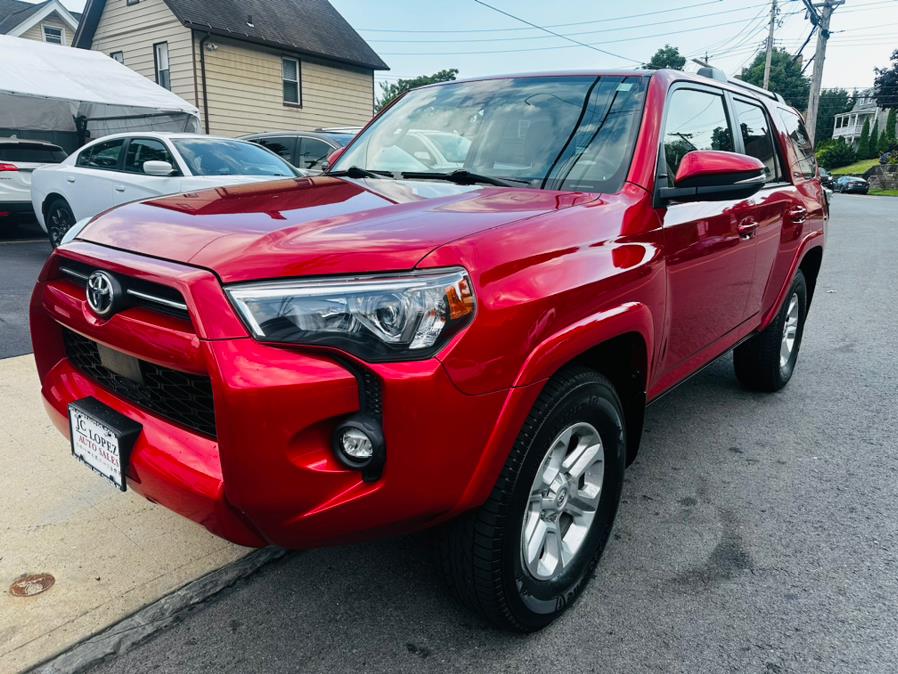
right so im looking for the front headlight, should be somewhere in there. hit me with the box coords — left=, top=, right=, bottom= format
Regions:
left=226, top=268, right=476, bottom=361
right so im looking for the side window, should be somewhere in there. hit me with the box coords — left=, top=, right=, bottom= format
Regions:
left=123, top=138, right=177, bottom=174
left=298, top=138, right=334, bottom=170
left=75, top=139, right=125, bottom=170
left=256, top=137, right=296, bottom=162
left=733, top=99, right=781, bottom=182
left=778, top=109, right=816, bottom=179
left=662, top=88, right=734, bottom=185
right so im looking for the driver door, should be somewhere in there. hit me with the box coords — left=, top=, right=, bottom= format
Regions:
left=110, top=137, right=183, bottom=206
left=658, top=85, right=757, bottom=376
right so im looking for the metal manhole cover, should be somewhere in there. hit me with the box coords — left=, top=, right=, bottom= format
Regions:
left=9, top=573, right=55, bottom=597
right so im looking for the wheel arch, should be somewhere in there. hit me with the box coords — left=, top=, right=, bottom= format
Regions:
left=453, top=304, right=654, bottom=513
left=798, top=245, right=823, bottom=308
left=42, top=192, right=70, bottom=218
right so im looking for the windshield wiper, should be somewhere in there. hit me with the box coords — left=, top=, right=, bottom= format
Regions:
left=398, top=170, right=527, bottom=187
left=327, top=166, right=389, bottom=179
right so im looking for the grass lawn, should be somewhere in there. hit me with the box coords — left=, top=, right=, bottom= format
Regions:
left=870, top=189, right=898, bottom=197
left=831, top=158, right=880, bottom=176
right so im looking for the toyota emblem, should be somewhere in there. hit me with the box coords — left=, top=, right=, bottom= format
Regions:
left=86, top=270, right=119, bottom=317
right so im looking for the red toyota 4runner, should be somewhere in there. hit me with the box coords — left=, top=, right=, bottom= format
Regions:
left=31, top=68, right=826, bottom=631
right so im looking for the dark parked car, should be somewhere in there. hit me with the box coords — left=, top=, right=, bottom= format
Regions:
left=818, top=167, right=834, bottom=189
left=242, top=130, right=355, bottom=173
left=834, top=175, right=869, bottom=194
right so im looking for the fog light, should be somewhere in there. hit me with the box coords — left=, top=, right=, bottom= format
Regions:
left=340, top=428, right=373, bottom=460
left=332, top=414, right=386, bottom=481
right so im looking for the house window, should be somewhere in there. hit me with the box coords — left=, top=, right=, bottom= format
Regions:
left=154, top=42, right=171, bottom=90
left=110, top=51, right=124, bottom=64
left=43, top=25, right=64, bottom=44
left=282, top=57, right=301, bottom=106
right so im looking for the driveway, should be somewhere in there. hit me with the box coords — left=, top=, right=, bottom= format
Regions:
left=83, top=194, right=898, bottom=673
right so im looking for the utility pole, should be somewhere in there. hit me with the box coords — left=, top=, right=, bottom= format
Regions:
left=805, top=0, right=844, bottom=144
left=763, top=0, right=778, bottom=89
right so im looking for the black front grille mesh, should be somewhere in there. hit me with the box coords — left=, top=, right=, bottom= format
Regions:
left=64, top=330, right=216, bottom=437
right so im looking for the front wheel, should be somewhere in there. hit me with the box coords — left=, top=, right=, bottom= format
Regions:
left=734, top=270, right=808, bottom=392
left=439, top=367, right=626, bottom=631
left=45, top=197, right=75, bottom=248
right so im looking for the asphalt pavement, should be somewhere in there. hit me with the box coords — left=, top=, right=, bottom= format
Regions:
left=5, top=196, right=897, bottom=673
left=0, top=220, right=49, bottom=358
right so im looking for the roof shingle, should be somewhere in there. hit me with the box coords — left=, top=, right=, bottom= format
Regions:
left=76, top=0, right=387, bottom=71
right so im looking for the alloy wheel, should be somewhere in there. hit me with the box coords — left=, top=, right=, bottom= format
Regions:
left=780, top=292, right=800, bottom=370
left=521, top=421, right=604, bottom=581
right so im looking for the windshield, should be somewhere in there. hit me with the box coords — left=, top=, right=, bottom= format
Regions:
left=173, top=139, right=297, bottom=177
left=0, top=144, right=66, bottom=163
left=334, top=75, right=647, bottom=192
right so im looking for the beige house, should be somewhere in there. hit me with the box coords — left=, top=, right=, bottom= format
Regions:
left=0, top=0, right=80, bottom=46
left=73, top=0, right=388, bottom=137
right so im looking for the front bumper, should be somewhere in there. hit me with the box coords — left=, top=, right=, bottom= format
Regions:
left=31, top=242, right=509, bottom=549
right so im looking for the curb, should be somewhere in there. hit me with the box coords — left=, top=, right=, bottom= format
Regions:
left=30, top=547, right=287, bottom=674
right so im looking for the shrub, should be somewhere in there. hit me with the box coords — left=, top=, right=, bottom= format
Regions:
left=816, top=138, right=856, bottom=169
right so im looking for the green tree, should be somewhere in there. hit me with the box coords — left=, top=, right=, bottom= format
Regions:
left=375, top=69, right=459, bottom=112
left=815, top=88, right=853, bottom=143
left=873, top=49, right=898, bottom=109
left=869, top=119, right=880, bottom=158
left=739, top=48, right=809, bottom=110
left=887, top=108, right=897, bottom=142
left=857, top=118, right=871, bottom=158
left=645, top=45, right=686, bottom=70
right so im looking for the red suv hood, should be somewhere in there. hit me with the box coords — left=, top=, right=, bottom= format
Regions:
left=80, top=176, right=595, bottom=282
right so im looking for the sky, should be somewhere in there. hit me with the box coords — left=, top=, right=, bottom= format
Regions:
left=49, top=0, right=898, bottom=92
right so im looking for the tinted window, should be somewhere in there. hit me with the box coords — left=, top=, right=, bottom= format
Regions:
left=0, top=144, right=66, bottom=163
left=733, top=99, right=780, bottom=182
left=76, top=139, right=125, bottom=169
left=297, top=138, right=333, bottom=170
left=663, top=88, right=734, bottom=184
left=124, top=138, right=177, bottom=174
left=336, top=75, right=648, bottom=192
left=255, top=137, right=296, bottom=163
left=778, top=109, right=816, bottom=179
left=172, top=139, right=296, bottom=177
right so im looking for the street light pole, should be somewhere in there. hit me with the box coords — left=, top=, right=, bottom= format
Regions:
left=805, top=0, right=843, bottom=144
left=763, top=0, right=778, bottom=89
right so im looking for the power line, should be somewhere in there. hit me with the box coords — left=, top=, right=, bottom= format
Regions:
left=357, top=0, right=728, bottom=33
left=469, top=0, right=641, bottom=63
left=367, top=2, right=769, bottom=44
left=381, top=16, right=781, bottom=56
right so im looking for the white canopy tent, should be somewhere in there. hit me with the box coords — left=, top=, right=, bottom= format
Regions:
left=0, top=35, right=199, bottom=144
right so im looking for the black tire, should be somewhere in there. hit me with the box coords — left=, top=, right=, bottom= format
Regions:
left=45, top=197, right=76, bottom=248
left=439, top=366, right=626, bottom=632
left=734, top=270, right=808, bottom=392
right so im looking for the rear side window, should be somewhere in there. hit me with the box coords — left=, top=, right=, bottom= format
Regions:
left=123, top=138, right=178, bottom=174
left=0, top=144, right=66, bottom=163
left=662, top=88, right=734, bottom=185
left=733, top=99, right=781, bottom=182
left=76, top=139, right=125, bottom=170
left=778, top=109, right=816, bottom=179
left=297, top=137, right=333, bottom=170
left=254, top=136, right=296, bottom=163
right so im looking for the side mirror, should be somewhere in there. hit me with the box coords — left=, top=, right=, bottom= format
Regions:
left=324, top=148, right=345, bottom=172
left=143, top=160, right=175, bottom=176
left=657, top=150, right=765, bottom=204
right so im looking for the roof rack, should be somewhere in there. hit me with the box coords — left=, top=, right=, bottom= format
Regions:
left=692, top=60, right=786, bottom=104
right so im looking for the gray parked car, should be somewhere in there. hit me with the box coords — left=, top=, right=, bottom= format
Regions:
left=242, top=130, right=355, bottom=173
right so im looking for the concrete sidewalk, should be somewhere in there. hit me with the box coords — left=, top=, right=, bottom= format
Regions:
left=0, top=355, right=252, bottom=672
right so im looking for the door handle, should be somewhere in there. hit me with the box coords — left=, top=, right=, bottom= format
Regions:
left=66, top=177, right=76, bottom=183
left=737, top=218, right=759, bottom=239
left=114, top=185, right=125, bottom=193
left=787, top=205, right=807, bottom=223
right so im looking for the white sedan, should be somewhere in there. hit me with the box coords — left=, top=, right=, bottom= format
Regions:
left=32, top=132, right=306, bottom=246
